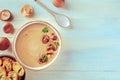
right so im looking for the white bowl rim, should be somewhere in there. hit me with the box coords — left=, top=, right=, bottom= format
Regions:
left=13, top=20, right=62, bottom=71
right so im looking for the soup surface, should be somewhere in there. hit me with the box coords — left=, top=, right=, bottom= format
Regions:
left=16, top=22, right=60, bottom=67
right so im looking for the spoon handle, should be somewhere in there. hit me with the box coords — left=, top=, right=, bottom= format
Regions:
left=34, top=0, right=55, bottom=16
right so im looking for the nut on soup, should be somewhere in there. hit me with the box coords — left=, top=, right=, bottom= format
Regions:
left=15, top=22, right=61, bottom=68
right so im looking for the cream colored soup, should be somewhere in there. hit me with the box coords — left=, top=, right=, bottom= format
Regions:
left=16, top=23, right=60, bottom=67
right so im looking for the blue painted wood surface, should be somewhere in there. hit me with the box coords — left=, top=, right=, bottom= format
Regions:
left=0, top=0, right=120, bottom=80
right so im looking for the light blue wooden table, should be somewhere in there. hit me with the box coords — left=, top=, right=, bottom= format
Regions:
left=0, top=0, right=120, bottom=80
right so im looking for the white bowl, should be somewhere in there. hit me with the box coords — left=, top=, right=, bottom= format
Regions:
left=13, top=21, right=62, bottom=70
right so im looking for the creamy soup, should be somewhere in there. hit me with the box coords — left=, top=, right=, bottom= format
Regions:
left=15, top=22, right=60, bottom=68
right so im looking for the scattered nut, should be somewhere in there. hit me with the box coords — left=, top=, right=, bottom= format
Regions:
left=53, top=0, right=65, bottom=8
left=21, top=4, right=34, bottom=17
left=0, top=9, right=13, bottom=21
left=3, top=22, right=14, bottom=34
left=0, top=37, right=10, bottom=51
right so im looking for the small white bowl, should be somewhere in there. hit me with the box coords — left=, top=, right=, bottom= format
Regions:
left=13, top=21, right=62, bottom=71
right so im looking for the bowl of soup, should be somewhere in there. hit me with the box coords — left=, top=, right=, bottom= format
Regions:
left=13, top=21, right=62, bottom=70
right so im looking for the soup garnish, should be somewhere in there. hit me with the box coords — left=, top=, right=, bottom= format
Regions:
left=42, top=27, right=49, bottom=33
left=38, top=27, right=59, bottom=64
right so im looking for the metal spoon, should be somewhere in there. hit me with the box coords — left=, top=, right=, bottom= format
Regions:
left=34, top=0, right=71, bottom=28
